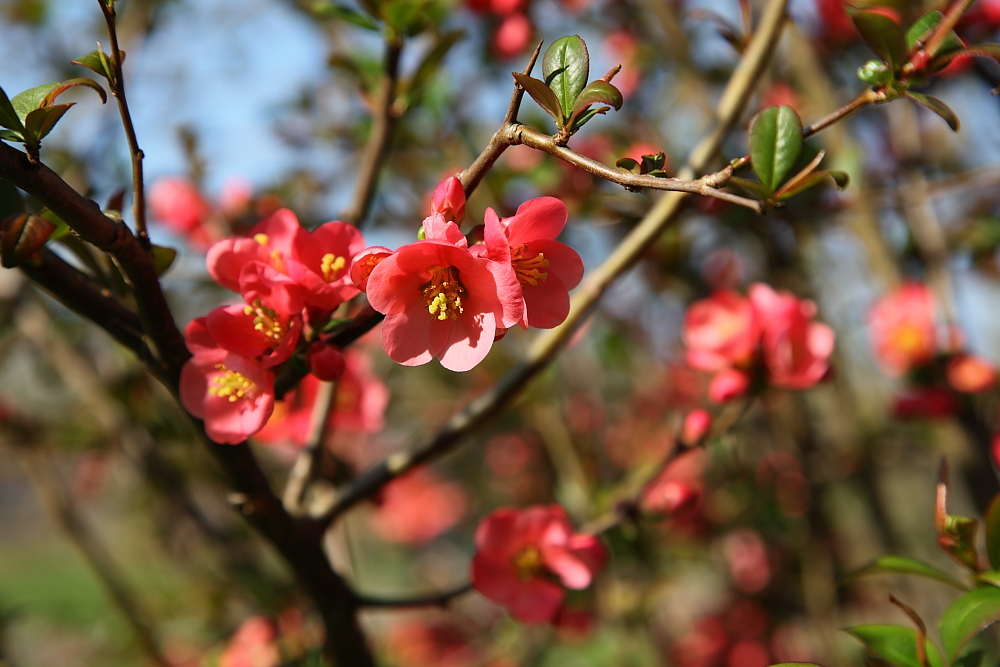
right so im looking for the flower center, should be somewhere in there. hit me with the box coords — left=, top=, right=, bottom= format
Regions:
left=512, top=545, right=545, bottom=582
left=253, top=233, right=286, bottom=272
left=209, top=365, right=258, bottom=402
left=243, top=300, right=293, bottom=344
left=421, top=266, right=466, bottom=321
left=511, top=244, right=550, bottom=287
left=320, top=253, right=346, bottom=282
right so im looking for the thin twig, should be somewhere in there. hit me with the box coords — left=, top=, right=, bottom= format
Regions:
left=283, top=380, right=338, bottom=515
left=17, top=445, right=170, bottom=667
left=317, top=0, right=792, bottom=527
left=459, top=42, right=543, bottom=197
left=98, top=1, right=150, bottom=248
left=355, top=582, right=473, bottom=608
left=340, top=39, right=403, bottom=225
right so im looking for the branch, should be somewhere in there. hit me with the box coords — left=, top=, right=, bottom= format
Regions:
left=511, top=125, right=762, bottom=212
left=340, top=39, right=403, bottom=225
left=355, top=582, right=473, bottom=609
left=459, top=42, right=543, bottom=197
left=19, top=248, right=150, bottom=362
left=317, top=0, right=792, bottom=526
left=282, top=379, right=338, bottom=515
left=98, top=1, right=150, bottom=247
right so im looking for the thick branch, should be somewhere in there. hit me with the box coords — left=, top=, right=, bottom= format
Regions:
left=319, top=0, right=792, bottom=526
left=19, top=248, right=149, bottom=361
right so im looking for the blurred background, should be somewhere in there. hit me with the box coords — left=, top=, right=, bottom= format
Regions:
left=2, top=0, right=1000, bottom=665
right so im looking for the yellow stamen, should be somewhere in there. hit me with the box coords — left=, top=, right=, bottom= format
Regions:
left=253, top=233, right=270, bottom=246
left=512, top=545, right=544, bottom=582
left=511, top=244, right=550, bottom=287
left=245, top=300, right=293, bottom=341
left=420, top=266, right=466, bottom=321
left=209, top=365, right=257, bottom=402
left=321, top=253, right=346, bottom=282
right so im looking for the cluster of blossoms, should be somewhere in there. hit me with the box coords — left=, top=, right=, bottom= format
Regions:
left=352, top=177, right=584, bottom=372
left=868, top=282, right=997, bottom=418
left=471, top=504, right=606, bottom=624
left=180, top=209, right=365, bottom=443
left=682, top=283, right=836, bottom=404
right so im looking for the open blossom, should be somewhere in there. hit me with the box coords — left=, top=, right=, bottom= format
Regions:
left=365, top=235, right=522, bottom=372
left=480, top=197, right=584, bottom=329
left=180, top=317, right=275, bottom=444
left=148, top=177, right=213, bottom=248
left=868, top=282, right=937, bottom=375
left=749, top=283, right=835, bottom=390
left=207, top=208, right=365, bottom=311
left=947, top=354, right=997, bottom=393
left=471, top=504, right=606, bottom=624
left=683, top=290, right=758, bottom=372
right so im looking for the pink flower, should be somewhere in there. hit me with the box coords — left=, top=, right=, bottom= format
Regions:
left=220, top=616, right=280, bottom=667
left=365, top=239, right=522, bottom=371
left=203, top=303, right=300, bottom=369
left=255, top=350, right=389, bottom=445
left=431, top=176, right=467, bottom=224
left=749, top=283, right=835, bottom=390
left=493, top=14, right=532, bottom=59
left=370, top=469, right=466, bottom=544
left=683, top=290, right=758, bottom=372
left=947, top=354, right=997, bottom=393
left=681, top=408, right=712, bottom=446
left=207, top=208, right=365, bottom=311
left=350, top=246, right=393, bottom=292
left=305, top=342, right=346, bottom=382
left=640, top=449, right=707, bottom=518
left=471, top=504, right=606, bottom=624
left=149, top=177, right=211, bottom=234
left=869, top=282, right=938, bottom=375
left=180, top=318, right=275, bottom=445
left=708, top=368, right=750, bottom=404
left=481, top=197, right=584, bottom=329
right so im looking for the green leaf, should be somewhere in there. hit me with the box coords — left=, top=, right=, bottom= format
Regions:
left=857, top=59, right=893, bottom=86
left=776, top=170, right=848, bottom=200
left=845, top=625, right=944, bottom=667
left=542, top=35, right=589, bottom=121
left=0, top=129, right=22, bottom=142
left=906, top=10, right=964, bottom=57
left=0, top=213, right=57, bottom=268
left=616, top=157, right=641, bottom=173
left=729, top=176, right=775, bottom=201
left=569, top=80, right=623, bottom=116
left=976, top=569, right=1000, bottom=588
left=955, top=651, right=985, bottom=667
left=151, top=245, right=178, bottom=276
left=311, top=1, right=379, bottom=30
left=640, top=152, right=666, bottom=173
left=38, top=209, right=70, bottom=242
left=848, top=7, right=908, bottom=70
left=512, top=73, right=563, bottom=124
left=748, top=105, right=803, bottom=192
left=71, top=48, right=125, bottom=80
left=568, top=106, right=609, bottom=132
left=24, top=103, right=74, bottom=144
left=11, top=83, right=58, bottom=123
left=940, top=587, right=1000, bottom=664
left=0, top=85, right=25, bottom=134
left=841, top=555, right=966, bottom=590
left=906, top=92, right=960, bottom=131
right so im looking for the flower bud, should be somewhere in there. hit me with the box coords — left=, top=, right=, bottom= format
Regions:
left=709, top=368, right=750, bottom=404
left=431, top=176, right=466, bottom=224
left=306, top=342, right=346, bottom=382
left=681, top=409, right=712, bottom=446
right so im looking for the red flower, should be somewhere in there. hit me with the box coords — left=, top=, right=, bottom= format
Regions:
left=683, top=290, right=758, bottom=372
left=681, top=409, right=713, bottom=446
left=471, top=504, right=606, bottom=624
left=370, top=469, right=467, bottom=544
left=749, top=283, right=835, bottom=390
left=431, top=176, right=467, bottom=224
left=149, top=177, right=213, bottom=247
left=207, top=208, right=364, bottom=311
left=481, top=197, right=584, bottom=329
left=640, top=448, right=707, bottom=518
left=180, top=318, right=275, bottom=445
left=869, top=282, right=938, bottom=375
left=947, top=354, right=997, bottom=393
left=708, top=368, right=750, bottom=404
left=366, top=239, right=522, bottom=371
left=220, top=616, right=280, bottom=667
